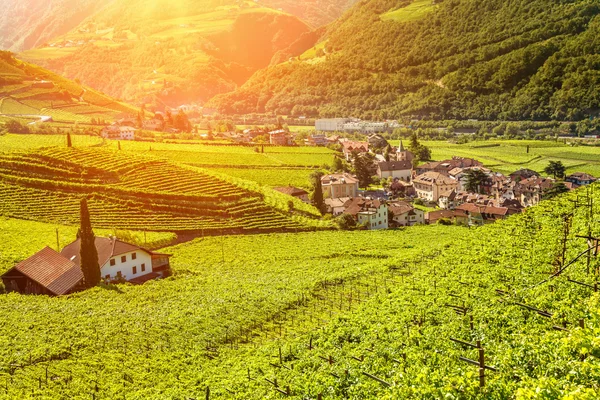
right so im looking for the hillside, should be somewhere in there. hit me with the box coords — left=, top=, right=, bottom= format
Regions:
left=0, top=140, right=329, bottom=234
left=16, top=0, right=344, bottom=107
left=0, top=0, right=114, bottom=53
left=0, top=183, right=599, bottom=397
left=0, top=51, right=139, bottom=125
left=209, top=0, right=600, bottom=121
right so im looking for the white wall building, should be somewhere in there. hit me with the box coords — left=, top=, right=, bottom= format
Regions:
left=357, top=202, right=388, bottom=230
left=61, top=237, right=170, bottom=284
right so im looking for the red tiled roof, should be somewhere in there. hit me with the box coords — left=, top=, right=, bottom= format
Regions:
left=61, top=237, right=151, bottom=268
left=378, top=161, right=412, bottom=172
left=388, top=201, right=413, bottom=215
left=7, top=247, right=83, bottom=295
left=273, top=186, right=309, bottom=196
left=456, top=203, right=509, bottom=216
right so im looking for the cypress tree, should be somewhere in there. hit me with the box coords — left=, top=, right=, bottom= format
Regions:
left=311, top=171, right=325, bottom=214
left=79, top=198, right=100, bottom=288
left=66, top=132, right=72, bottom=148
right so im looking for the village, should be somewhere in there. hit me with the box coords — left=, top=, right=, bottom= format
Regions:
left=274, top=136, right=597, bottom=229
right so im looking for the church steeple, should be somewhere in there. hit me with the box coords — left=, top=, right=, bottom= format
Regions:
left=399, top=140, right=405, bottom=152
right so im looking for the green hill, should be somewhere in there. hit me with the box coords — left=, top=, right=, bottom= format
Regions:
left=16, top=0, right=356, bottom=108
left=0, top=51, right=139, bottom=125
left=209, top=0, right=600, bottom=121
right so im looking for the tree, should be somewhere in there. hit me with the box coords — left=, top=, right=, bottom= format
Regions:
left=335, top=213, right=356, bottom=230
left=66, top=131, right=72, bottom=148
left=407, top=131, right=431, bottom=162
left=78, top=198, right=100, bottom=288
left=310, top=171, right=325, bottom=214
left=544, top=161, right=566, bottom=179
left=464, top=169, right=489, bottom=193
left=542, top=182, right=570, bottom=200
left=353, top=151, right=376, bottom=189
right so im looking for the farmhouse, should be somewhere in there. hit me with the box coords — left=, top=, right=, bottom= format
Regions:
left=566, top=172, right=596, bottom=186
left=273, top=186, right=310, bottom=203
left=321, top=173, right=359, bottom=199
left=377, top=160, right=412, bottom=181
left=61, top=237, right=171, bottom=284
left=102, top=125, right=136, bottom=140
left=1, top=247, right=83, bottom=296
left=0, top=236, right=173, bottom=295
left=413, top=172, right=458, bottom=202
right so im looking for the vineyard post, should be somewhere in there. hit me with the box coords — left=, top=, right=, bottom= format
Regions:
left=205, top=386, right=210, bottom=400
left=478, top=347, right=485, bottom=387
left=55, top=228, right=60, bottom=251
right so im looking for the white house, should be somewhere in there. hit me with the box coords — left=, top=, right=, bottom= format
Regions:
left=377, top=160, right=412, bottom=181
left=388, top=202, right=424, bottom=226
left=101, top=125, right=136, bottom=140
left=60, top=237, right=171, bottom=284
left=344, top=198, right=388, bottom=230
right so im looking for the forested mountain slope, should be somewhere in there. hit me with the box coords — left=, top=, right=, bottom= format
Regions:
left=209, top=0, right=600, bottom=121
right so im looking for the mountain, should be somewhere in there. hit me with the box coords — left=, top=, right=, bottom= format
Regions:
left=0, top=51, right=138, bottom=125
left=12, top=0, right=357, bottom=109
left=208, top=0, right=600, bottom=121
left=0, top=0, right=114, bottom=53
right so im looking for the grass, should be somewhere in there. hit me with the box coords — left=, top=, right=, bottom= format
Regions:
left=381, top=0, right=437, bottom=22
left=0, top=133, right=103, bottom=150
left=212, top=167, right=315, bottom=188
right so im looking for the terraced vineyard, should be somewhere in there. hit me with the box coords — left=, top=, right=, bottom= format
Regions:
left=0, top=51, right=138, bottom=125
left=0, top=185, right=599, bottom=398
left=0, top=146, right=328, bottom=233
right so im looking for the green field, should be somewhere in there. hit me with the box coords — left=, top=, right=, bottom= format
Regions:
left=416, top=140, right=600, bottom=177
left=1, top=185, right=600, bottom=398
left=380, top=0, right=437, bottom=22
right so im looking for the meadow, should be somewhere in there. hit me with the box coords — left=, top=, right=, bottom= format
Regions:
left=416, top=140, right=600, bottom=177
left=380, top=0, right=437, bottom=22
left=0, top=184, right=599, bottom=398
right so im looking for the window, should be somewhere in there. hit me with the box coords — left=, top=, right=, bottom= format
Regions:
left=132, top=266, right=137, bottom=275
left=141, top=263, right=146, bottom=272
left=132, top=252, right=137, bottom=260
left=110, top=259, right=115, bottom=266
left=121, top=255, right=126, bottom=263
left=117, top=271, right=122, bottom=277
left=105, top=274, right=110, bottom=280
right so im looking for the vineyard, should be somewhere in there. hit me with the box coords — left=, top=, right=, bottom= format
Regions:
left=420, top=140, right=600, bottom=177
left=0, top=52, right=138, bottom=124
left=0, top=185, right=599, bottom=398
left=0, top=146, right=328, bottom=233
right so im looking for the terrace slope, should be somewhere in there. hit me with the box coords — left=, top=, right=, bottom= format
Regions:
left=0, top=144, right=328, bottom=233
